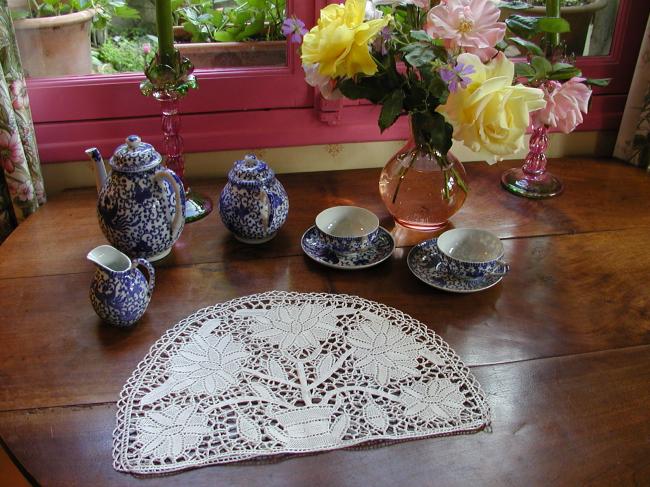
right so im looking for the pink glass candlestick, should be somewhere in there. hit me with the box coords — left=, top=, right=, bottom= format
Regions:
left=501, top=124, right=563, bottom=199
left=155, top=90, right=212, bottom=222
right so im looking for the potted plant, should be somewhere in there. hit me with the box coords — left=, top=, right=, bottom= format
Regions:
left=11, top=0, right=139, bottom=77
left=499, top=0, right=609, bottom=55
left=172, top=0, right=287, bottom=68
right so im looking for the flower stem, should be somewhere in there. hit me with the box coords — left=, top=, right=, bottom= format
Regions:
left=546, top=0, right=561, bottom=53
left=391, top=150, right=416, bottom=204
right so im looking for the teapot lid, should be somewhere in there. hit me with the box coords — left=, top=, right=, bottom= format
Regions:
left=109, top=135, right=162, bottom=172
left=228, top=154, right=275, bottom=186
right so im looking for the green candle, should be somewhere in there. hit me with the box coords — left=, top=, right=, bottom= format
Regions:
left=546, top=0, right=561, bottom=51
left=156, top=0, right=175, bottom=66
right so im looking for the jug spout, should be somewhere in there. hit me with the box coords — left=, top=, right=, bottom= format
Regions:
left=86, top=147, right=107, bottom=194
left=87, top=245, right=131, bottom=273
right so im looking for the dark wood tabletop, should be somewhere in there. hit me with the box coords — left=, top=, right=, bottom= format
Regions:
left=1, top=158, right=649, bottom=487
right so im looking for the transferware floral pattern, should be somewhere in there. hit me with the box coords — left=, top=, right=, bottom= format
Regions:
left=114, top=292, right=490, bottom=475
left=0, top=1, right=45, bottom=243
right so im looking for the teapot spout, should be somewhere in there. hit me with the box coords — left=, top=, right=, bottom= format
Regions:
left=86, top=147, right=107, bottom=194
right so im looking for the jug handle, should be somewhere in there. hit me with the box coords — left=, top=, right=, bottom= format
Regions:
left=133, top=258, right=156, bottom=295
left=155, top=170, right=185, bottom=238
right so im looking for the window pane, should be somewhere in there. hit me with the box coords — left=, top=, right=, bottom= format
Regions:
left=499, top=0, right=619, bottom=57
left=11, top=0, right=288, bottom=78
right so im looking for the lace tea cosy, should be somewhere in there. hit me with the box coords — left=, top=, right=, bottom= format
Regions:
left=113, top=292, right=490, bottom=475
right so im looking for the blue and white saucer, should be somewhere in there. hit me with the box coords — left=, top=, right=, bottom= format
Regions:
left=301, top=226, right=395, bottom=270
left=407, top=238, right=503, bottom=293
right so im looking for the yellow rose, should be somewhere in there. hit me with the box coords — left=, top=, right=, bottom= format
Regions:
left=439, top=53, right=546, bottom=162
left=301, top=0, right=390, bottom=79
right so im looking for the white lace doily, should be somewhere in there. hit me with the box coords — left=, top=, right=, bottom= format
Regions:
left=113, top=292, right=490, bottom=475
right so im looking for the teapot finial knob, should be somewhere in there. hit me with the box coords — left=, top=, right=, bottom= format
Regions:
left=126, top=135, right=141, bottom=149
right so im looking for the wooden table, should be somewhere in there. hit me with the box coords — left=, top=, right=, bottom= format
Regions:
left=1, top=158, right=649, bottom=486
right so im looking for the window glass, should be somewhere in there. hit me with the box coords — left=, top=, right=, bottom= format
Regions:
left=11, top=0, right=288, bottom=78
left=499, top=0, right=619, bottom=58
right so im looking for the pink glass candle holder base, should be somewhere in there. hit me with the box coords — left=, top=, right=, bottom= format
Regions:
left=501, top=168, right=563, bottom=199
left=501, top=124, right=563, bottom=199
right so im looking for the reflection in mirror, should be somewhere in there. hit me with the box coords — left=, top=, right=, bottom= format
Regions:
left=499, top=0, right=619, bottom=57
left=10, top=0, right=288, bottom=78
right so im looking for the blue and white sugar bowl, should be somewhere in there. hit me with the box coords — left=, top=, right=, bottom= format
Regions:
left=87, top=245, right=155, bottom=328
left=86, top=135, right=185, bottom=262
left=219, top=154, right=289, bottom=244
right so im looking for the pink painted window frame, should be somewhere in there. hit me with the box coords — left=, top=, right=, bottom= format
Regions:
left=28, top=0, right=649, bottom=164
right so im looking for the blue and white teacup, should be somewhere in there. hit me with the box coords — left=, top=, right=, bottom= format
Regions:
left=437, top=228, right=510, bottom=279
left=315, top=206, right=379, bottom=255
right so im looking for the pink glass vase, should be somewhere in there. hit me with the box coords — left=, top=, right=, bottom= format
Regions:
left=379, top=122, right=467, bottom=231
left=501, top=124, right=563, bottom=198
left=156, top=90, right=213, bottom=222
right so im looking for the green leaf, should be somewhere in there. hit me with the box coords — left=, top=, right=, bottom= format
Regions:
left=402, top=44, right=435, bottom=68
left=585, top=78, right=611, bottom=87
left=403, top=85, right=428, bottom=113
left=537, top=16, right=571, bottom=34
left=235, top=11, right=265, bottom=41
left=410, top=30, right=431, bottom=42
left=514, top=62, right=536, bottom=78
left=212, top=30, right=236, bottom=42
left=505, top=15, right=540, bottom=39
left=548, top=67, right=582, bottom=80
left=10, top=9, right=30, bottom=20
left=531, top=56, right=552, bottom=78
left=338, top=76, right=394, bottom=104
left=113, top=5, right=139, bottom=19
left=183, top=20, right=206, bottom=42
left=379, top=90, right=405, bottom=132
left=551, top=62, right=574, bottom=71
left=211, top=10, right=224, bottom=26
left=411, top=111, right=453, bottom=154
left=509, top=36, right=544, bottom=56
left=495, top=39, right=509, bottom=51
left=497, top=0, right=531, bottom=9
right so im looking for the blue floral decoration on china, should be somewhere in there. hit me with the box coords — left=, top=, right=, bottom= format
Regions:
left=88, top=136, right=186, bottom=262
left=407, top=239, right=503, bottom=293
left=301, top=226, right=394, bottom=270
left=219, top=154, right=289, bottom=244
left=88, top=248, right=156, bottom=328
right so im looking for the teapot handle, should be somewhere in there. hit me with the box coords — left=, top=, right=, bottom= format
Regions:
left=133, top=258, right=156, bottom=295
left=154, top=170, right=185, bottom=239
left=259, top=186, right=273, bottom=232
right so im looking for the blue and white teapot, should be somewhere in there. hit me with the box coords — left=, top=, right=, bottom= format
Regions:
left=86, top=135, right=185, bottom=261
left=219, top=154, right=289, bottom=244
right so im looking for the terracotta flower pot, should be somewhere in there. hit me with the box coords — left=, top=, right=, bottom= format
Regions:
left=172, top=26, right=286, bottom=68
left=13, top=9, right=95, bottom=78
left=500, top=0, right=609, bottom=55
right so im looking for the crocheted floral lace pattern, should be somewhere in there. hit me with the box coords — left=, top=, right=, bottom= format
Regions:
left=113, top=292, right=490, bottom=475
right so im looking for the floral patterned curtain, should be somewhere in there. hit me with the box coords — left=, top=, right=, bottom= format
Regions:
left=0, top=0, right=45, bottom=244
left=614, top=16, right=650, bottom=170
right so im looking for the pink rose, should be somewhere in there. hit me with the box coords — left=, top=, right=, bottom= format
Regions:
left=425, top=0, right=505, bottom=62
left=7, top=179, right=34, bottom=202
left=0, top=130, right=23, bottom=174
left=10, top=79, right=29, bottom=111
left=534, top=78, right=591, bottom=133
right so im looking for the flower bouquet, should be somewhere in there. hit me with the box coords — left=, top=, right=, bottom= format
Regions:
left=287, top=0, right=608, bottom=229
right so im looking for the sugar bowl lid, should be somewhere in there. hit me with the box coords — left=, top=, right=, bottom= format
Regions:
left=109, top=135, right=162, bottom=172
left=228, top=154, right=275, bottom=186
